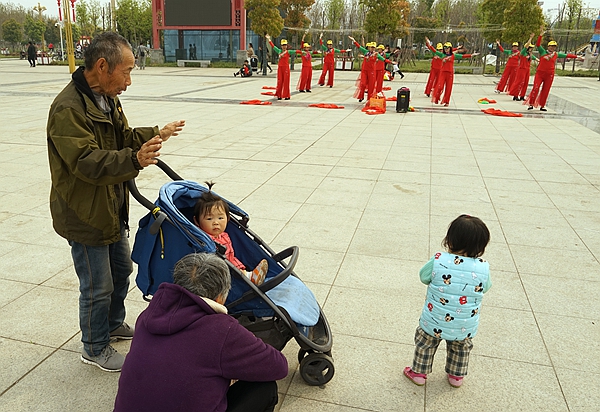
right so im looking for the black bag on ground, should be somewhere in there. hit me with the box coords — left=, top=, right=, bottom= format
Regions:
left=396, top=87, right=410, bottom=113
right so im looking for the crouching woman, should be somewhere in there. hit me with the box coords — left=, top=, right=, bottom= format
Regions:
left=114, top=253, right=288, bottom=412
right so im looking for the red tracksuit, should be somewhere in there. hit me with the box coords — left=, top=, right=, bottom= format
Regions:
left=270, top=41, right=298, bottom=99
left=318, top=40, right=338, bottom=87
left=508, top=50, right=536, bottom=99
left=495, top=45, right=520, bottom=92
left=431, top=51, right=472, bottom=105
left=525, top=36, right=577, bottom=108
left=297, top=50, right=313, bottom=91
left=352, top=42, right=378, bottom=100
left=375, top=52, right=386, bottom=93
left=425, top=55, right=442, bottom=96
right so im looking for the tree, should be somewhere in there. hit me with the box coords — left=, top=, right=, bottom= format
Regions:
left=245, top=0, right=285, bottom=38
left=324, top=0, right=344, bottom=30
left=479, top=0, right=510, bottom=41
left=362, top=0, right=410, bottom=40
left=115, top=0, right=152, bottom=45
left=502, top=0, right=544, bottom=43
left=412, top=16, right=440, bottom=45
left=280, top=0, right=314, bottom=46
left=24, top=14, right=45, bottom=42
left=76, top=0, right=103, bottom=38
left=2, top=18, right=23, bottom=48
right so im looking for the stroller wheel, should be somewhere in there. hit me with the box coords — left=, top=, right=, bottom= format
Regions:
left=297, top=348, right=314, bottom=364
left=299, top=352, right=335, bottom=386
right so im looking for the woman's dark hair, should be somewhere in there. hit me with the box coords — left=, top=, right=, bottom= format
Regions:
left=442, top=214, right=490, bottom=258
left=193, top=181, right=230, bottom=221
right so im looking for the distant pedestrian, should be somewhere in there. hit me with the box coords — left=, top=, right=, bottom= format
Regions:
left=137, top=42, right=148, bottom=69
left=27, top=41, right=36, bottom=67
left=247, top=43, right=255, bottom=61
left=258, top=45, right=272, bottom=75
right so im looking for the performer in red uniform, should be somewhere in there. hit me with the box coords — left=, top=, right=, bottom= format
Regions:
left=508, top=34, right=536, bottom=101
left=525, top=28, right=579, bottom=111
left=297, top=40, right=318, bottom=93
left=426, top=38, right=476, bottom=107
left=266, top=35, right=299, bottom=100
left=375, top=44, right=389, bottom=94
left=424, top=43, right=444, bottom=97
left=494, top=40, right=521, bottom=93
left=318, top=35, right=344, bottom=87
left=349, top=37, right=388, bottom=102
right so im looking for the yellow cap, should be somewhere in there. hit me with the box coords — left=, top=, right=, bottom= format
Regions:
left=525, top=43, right=532, bottom=48
left=368, top=42, right=376, bottom=47
left=326, top=40, right=333, bottom=45
left=281, top=39, right=288, bottom=45
left=377, top=44, right=385, bottom=49
left=444, top=42, right=452, bottom=48
left=303, top=43, right=310, bottom=48
left=548, top=40, right=557, bottom=46
left=436, top=43, right=443, bottom=50
left=512, top=42, right=519, bottom=46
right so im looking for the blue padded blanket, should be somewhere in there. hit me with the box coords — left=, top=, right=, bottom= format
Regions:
left=266, top=276, right=320, bottom=326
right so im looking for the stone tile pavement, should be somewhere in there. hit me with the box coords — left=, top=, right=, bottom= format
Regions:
left=0, top=58, right=599, bottom=411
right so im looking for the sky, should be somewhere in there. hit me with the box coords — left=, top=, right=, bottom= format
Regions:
left=11, top=0, right=600, bottom=23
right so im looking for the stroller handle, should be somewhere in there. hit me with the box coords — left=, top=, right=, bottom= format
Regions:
left=127, top=159, right=183, bottom=212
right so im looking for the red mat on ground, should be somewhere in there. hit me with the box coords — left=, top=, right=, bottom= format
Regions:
left=478, top=97, right=497, bottom=104
left=386, top=96, right=397, bottom=101
left=261, top=91, right=276, bottom=96
left=240, top=99, right=272, bottom=105
left=382, top=86, right=392, bottom=91
left=361, top=106, right=386, bottom=115
left=481, top=108, right=523, bottom=117
left=308, top=103, right=345, bottom=109
left=262, top=86, right=276, bottom=89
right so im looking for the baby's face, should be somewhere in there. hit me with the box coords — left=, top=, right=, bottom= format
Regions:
left=198, top=206, right=228, bottom=237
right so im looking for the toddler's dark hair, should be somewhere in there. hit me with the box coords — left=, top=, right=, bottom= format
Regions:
left=442, top=214, right=490, bottom=258
left=194, top=181, right=230, bottom=220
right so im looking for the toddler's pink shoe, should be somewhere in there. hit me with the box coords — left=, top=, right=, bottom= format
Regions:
left=403, top=367, right=427, bottom=386
left=448, top=374, right=464, bottom=388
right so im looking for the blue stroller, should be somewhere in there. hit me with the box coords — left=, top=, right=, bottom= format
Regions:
left=128, top=160, right=334, bottom=386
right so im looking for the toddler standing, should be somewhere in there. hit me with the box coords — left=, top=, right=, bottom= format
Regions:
left=404, top=214, right=491, bottom=388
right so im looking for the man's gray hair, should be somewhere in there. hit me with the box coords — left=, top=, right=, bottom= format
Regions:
left=172, top=253, right=231, bottom=301
left=84, top=31, right=131, bottom=72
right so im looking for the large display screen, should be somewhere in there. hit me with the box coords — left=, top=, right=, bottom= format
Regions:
left=164, top=0, right=231, bottom=26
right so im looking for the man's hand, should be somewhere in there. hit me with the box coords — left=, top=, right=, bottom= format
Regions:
left=137, top=136, right=163, bottom=167
left=159, top=120, right=185, bottom=141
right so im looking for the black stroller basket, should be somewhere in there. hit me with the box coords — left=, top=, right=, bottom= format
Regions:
left=128, top=159, right=334, bottom=386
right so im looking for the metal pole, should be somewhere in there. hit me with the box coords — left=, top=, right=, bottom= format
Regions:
left=64, top=0, right=76, bottom=73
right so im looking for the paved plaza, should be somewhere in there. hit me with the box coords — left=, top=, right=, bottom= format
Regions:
left=0, top=57, right=599, bottom=411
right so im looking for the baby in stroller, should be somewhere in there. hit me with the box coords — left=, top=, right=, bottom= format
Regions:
left=194, top=182, right=267, bottom=285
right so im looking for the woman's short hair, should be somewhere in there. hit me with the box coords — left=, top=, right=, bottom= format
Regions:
left=172, top=253, right=231, bottom=301
left=442, top=214, right=490, bottom=258
left=84, top=31, right=131, bottom=73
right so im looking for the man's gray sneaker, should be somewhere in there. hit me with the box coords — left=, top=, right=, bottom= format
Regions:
left=81, top=344, right=125, bottom=372
left=110, top=322, right=134, bottom=341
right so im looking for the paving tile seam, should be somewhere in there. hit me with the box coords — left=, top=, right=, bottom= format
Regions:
left=282, top=395, right=379, bottom=411
left=0, top=331, right=80, bottom=397
left=457, top=117, right=569, bottom=394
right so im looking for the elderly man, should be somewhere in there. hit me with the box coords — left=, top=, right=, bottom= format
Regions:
left=47, top=31, right=185, bottom=372
left=114, top=253, right=288, bottom=412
